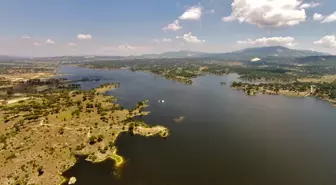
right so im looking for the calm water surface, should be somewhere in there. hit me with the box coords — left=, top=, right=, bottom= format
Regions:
left=60, top=66, right=336, bottom=185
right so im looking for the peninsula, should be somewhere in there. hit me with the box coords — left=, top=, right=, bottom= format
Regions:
left=0, top=82, right=168, bottom=185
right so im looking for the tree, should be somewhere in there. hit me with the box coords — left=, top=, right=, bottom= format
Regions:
left=137, top=101, right=143, bottom=107
left=37, top=166, right=44, bottom=176
left=331, top=89, right=336, bottom=99
left=97, top=134, right=104, bottom=142
left=89, top=136, right=97, bottom=145
left=58, top=128, right=65, bottom=135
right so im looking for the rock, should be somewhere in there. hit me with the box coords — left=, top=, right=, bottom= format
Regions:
left=68, top=177, right=77, bottom=184
left=174, top=116, right=185, bottom=123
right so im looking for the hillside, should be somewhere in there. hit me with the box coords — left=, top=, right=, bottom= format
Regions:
left=137, top=46, right=328, bottom=60
left=208, top=46, right=328, bottom=61
left=140, top=50, right=206, bottom=59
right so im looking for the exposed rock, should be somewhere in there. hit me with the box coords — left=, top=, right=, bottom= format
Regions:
left=68, top=177, right=77, bottom=184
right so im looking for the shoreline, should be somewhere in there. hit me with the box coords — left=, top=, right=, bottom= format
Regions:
left=59, top=125, right=169, bottom=185
left=65, top=66, right=336, bottom=108
left=0, top=82, right=169, bottom=185
left=232, top=85, right=336, bottom=107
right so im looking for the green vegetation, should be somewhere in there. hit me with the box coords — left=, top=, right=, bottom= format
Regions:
left=1, top=53, right=336, bottom=185
left=0, top=81, right=168, bottom=185
left=77, top=58, right=336, bottom=107
left=232, top=81, right=336, bottom=106
left=78, top=57, right=336, bottom=85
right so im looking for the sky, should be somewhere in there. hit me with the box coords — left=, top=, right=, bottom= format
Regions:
left=0, top=0, right=336, bottom=57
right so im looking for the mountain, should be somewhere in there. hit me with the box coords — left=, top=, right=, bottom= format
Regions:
left=293, top=56, right=336, bottom=65
left=1, top=46, right=331, bottom=62
left=0, top=55, right=25, bottom=61
left=225, top=46, right=327, bottom=59
left=139, top=50, right=206, bottom=59
left=137, top=46, right=329, bottom=61
left=203, top=46, right=328, bottom=61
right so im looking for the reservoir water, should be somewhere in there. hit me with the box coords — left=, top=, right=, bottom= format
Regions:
left=60, top=66, right=336, bottom=185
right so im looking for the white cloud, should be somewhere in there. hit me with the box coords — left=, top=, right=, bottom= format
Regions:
left=77, top=34, right=92, bottom=40
left=313, top=13, right=324, bottom=21
left=102, top=44, right=154, bottom=55
left=314, top=35, right=336, bottom=48
left=21, top=35, right=31, bottom=39
left=223, top=0, right=307, bottom=28
left=117, top=44, right=136, bottom=51
left=209, top=9, right=215, bottom=14
left=163, top=20, right=182, bottom=31
left=46, top=39, right=55, bottom=44
left=222, top=16, right=236, bottom=22
left=33, top=42, right=41, bottom=46
left=102, top=44, right=136, bottom=54
left=238, top=37, right=297, bottom=47
left=152, top=39, right=160, bottom=43
left=321, top=12, right=336, bottom=23
left=179, top=6, right=202, bottom=20
left=162, top=38, right=172, bottom=42
left=152, top=38, right=172, bottom=43
left=67, top=42, right=76, bottom=46
left=299, top=2, right=320, bottom=9
left=176, top=32, right=205, bottom=44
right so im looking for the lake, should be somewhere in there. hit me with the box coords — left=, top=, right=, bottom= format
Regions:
left=60, top=66, right=336, bottom=185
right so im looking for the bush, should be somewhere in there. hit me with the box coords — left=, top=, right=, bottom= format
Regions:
left=97, top=134, right=104, bottom=142
left=89, top=136, right=97, bottom=145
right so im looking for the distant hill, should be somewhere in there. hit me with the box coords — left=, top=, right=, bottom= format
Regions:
left=0, top=46, right=331, bottom=62
left=0, top=55, right=25, bottom=61
left=29, top=56, right=125, bottom=62
left=139, top=50, right=206, bottom=59
left=137, top=46, right=329, bottom=61
left=218, top=46, right=328, bottom=60
left=293, top=56, right=336, bottom=65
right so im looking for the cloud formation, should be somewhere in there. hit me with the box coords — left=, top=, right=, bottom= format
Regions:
left=102, top=44, right=136, bottom=54
left=179, top=6, right=202, bottom=20
left=223, top=0, right=307, bottom=28
left=238, top=37, right=297, bottom=47
left=21, top=35, right=31, bottom=39
left=67, top=42, right=76, bottom=46
left=152, top=38, right=172, bottom=43
left=176, top=32, right=205, bottom=44
left=46, top=39, right=55, bottom=44
left=299, top=2, right=320, bottom=9
left=313, top=13, right=324, bottom=21
left=33, top=42, right=41, bottom=46
left=162, top=38, right=172, bottom=42
left=77, top=34, right=92, bottom=40
left=314, top=35, right=336, bottom=48
left=163, top=20, right=182, bottom=31
left=101, top=44, right=155, bottom=56
left=321, top=12, right=336, bottom=23
left=117, top=44, right=135, bottom=51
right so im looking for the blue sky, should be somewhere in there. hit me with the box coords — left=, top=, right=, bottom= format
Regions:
left=0, top=0, right=335, bottom=56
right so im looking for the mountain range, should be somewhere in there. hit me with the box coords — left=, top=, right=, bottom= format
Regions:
left=0, top=46, right=331, bottom=62
left=138, top=46, right=329, bottom=61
